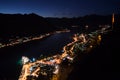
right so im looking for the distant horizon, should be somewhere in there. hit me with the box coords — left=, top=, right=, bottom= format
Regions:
left=0, top=12, right=117, bottom=18
left=0, top=0, right=119, bottom=18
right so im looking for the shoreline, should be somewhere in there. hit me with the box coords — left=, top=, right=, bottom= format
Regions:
left=0, top=29, right=70, bottom=49
left=19, top=26, right=109, bottom=80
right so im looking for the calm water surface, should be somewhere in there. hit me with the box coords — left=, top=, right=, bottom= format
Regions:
left=0, top=30, right=79, bottom=79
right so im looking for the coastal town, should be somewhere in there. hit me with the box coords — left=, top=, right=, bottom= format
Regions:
left=0, top=29, right=70, bottom=49
left=19, top=25, right=110, bottom=80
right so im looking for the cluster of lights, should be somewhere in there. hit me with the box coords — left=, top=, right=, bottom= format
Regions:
left=0, top=33, right=50, bottom=49
left=19, top=26, right=110, bottom=80
left=0, top=29, right=70, bottom=49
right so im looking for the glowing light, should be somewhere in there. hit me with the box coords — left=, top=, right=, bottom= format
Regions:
left=19, top=27, right=109, bottom=80
left=22, top=56, right=30, bottom=65
left=17, top=59, right=22, bottom=65
left=90, top=45, right=93, bottom=48
left=85, top=25, right=89, bottom=29
left=67, top=56, right=73, bottom=61
left=98, top=35, right=101, bottom=41
left=53, top=65, right=59, bottom=74
left=112, top=13, right=114, bottom=23
left=32, top=58, right=36, bottom=62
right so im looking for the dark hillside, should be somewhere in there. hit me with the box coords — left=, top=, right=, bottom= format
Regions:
left=0, top=13, right=57, bottom=39
left=67, top=25, right=120, bottom=80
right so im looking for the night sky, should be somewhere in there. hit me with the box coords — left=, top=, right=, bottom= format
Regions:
left=0, top=0, right=119, bottom=17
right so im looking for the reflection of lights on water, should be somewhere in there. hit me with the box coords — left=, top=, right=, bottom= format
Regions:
left=19, top=27, right=109, bottom=80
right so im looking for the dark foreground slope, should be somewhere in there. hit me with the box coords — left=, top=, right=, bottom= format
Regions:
left=67, top=26, right=120, bottom=80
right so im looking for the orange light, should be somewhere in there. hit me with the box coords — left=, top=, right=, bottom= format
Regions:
left=112, top=13, right=114, bottom=23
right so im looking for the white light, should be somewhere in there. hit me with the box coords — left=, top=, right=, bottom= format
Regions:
left=22, top=56, right=30, bottom=64
left=32, top=58, right=36, bottom=62
left=67, top=56, right=73, bottom=61
left=53, top=65, right=59, bottom=74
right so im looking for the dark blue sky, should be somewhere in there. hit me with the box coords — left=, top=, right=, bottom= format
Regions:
left=0, top=0, right=119, bottom=17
